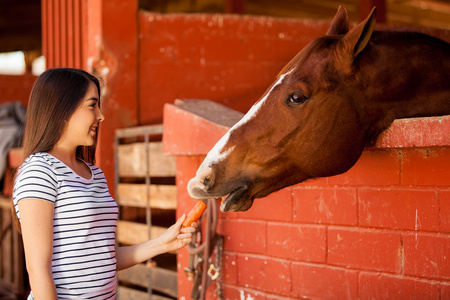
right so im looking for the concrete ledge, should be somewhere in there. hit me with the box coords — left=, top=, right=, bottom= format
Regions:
left=375, top=115, right=450, bottom=148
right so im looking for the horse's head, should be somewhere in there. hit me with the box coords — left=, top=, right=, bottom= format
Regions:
left=188, top=6, right=380, bottom=212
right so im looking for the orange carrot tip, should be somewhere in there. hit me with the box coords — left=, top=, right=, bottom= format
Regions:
left=182, top=201, right=207, bottom=227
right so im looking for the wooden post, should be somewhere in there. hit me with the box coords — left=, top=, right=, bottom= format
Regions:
left=41, top=0, right=85, bottom=68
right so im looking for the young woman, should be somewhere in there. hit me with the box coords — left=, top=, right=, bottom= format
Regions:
left=12, top=68, right=196, bottom=299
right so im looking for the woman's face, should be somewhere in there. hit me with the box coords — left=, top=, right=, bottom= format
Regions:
left=60, top=82, right=105, bottom=149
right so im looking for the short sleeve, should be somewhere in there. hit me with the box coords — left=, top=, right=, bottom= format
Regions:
left=13, top=160, right=58, bottom=209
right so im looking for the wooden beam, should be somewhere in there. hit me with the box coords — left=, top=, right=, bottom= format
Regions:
left=117, top=142, right=176, bottom=177
left=116, top=184, right=177, bottom=209
left=118, top=264, right=178, bottom=298
left=117, top=220, right=167, bottom=245
left=117, top=286, right=173, bottom=300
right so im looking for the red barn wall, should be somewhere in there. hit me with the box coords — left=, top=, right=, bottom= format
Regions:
left=2, top=10, right=448, bottom=191
left=137, top=12, right=331, bottom=124
left=137, top=11, right=450, bottom=125
left=164, top=103, right=450, bottom=299
left=0, top=74, right=36, bottom=107
left=1, top=8, right=449, bottom=298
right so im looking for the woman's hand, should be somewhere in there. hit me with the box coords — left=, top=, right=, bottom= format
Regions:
left=116, top=214, right=199, bottom=271
left=159, top=214, right=198, bottom=252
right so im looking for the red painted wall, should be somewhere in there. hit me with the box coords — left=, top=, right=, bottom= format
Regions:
left=164, top=102, right=450, bottom=299
left=137, top=12, right=450, bottom=125
left=137, top=12, right=331, bottom=124
left=0, top=74, right=36, bottom=107
left=2, top=8, right=449, bottom=298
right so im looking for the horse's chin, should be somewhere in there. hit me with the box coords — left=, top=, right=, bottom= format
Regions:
left=219, top=186, right=254, bottom=212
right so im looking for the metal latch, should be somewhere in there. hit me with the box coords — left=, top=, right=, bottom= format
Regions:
left=207, top=264, right=220, bottom=280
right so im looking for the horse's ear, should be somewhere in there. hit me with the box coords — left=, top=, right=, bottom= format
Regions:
left=326, top=6, right=349, bottom=35
left=340, top=7, right=377, bottom=58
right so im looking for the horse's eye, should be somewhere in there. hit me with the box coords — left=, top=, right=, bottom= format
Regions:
left=286, top=93, right=308, bottom=105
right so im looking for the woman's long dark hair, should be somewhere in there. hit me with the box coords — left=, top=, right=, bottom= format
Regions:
left=12, top=68, right=102, bottom=232
left=23, top=68, right=101, bottom=163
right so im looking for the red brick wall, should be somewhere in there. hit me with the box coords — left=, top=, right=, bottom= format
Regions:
left=164, top=103, right=450, bottom=299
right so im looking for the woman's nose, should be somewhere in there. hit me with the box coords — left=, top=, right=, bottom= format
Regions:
left=97, top=109, right=105, bottom=122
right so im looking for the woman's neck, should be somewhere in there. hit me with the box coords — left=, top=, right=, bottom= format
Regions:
left=48, top=145, right=78, bottom=168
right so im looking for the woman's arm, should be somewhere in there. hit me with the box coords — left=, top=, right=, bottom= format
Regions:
left=116, top=214, right=196, bottom=271
left=18, top=199, right=58, bottom=300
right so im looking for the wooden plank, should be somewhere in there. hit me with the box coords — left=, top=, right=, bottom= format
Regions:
left=117, top=142, right=176, bottom=177
left=118, top=264, right=178, bottom=298
left=1, top=206, right=12, bottom=285
left=0, top=199, right=24, bottom=294
left=117, top=286, right=173, bottom=300
left=116, top=184, right=177, bottom=209
left=117, top=220, right=167, bottom=245
left=116, top=124, right=163, bottom=138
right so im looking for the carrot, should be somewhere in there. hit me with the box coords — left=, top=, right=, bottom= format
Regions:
left=182, top=201, right=207, bottom=227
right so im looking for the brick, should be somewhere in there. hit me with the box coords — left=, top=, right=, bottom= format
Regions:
left=235, top=188, right=293, bottom=222
left=403, top=233, right=450, bottom=280
left=177, top=249, right=194, bottom=299
left=401, top=148, right=450, bottom=187
left=328, top=227, right=402, bottom=273
left=294, top=175, right=329, bottom=188
left=292, top=262, right=358, bottom=299
left=237, top=255, right=291, bottom=297
left=441, top=282, right=450, bottom=299
left=222, top=286, right=266, bottom=300
left=359, top=272, right=440, bottom=300
left=221, top=220, right=266, bottom=254
left=327, top=149, right=401, bottom=186
left=358, top=188, right=439, bottom=231
left=265, top=294, right=293, bottom=300
left=223, top=252, right=238, bottom=285
left=440, top=190, right=450, bottom=232
left=267, top=223, right=326, bottom=262
left=293, top=187, right=357, bottom=225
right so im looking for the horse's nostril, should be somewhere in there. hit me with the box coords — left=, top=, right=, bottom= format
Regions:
left=203, top=175, right=213, bottom=187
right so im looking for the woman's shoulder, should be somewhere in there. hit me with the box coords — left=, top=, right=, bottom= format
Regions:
left=22, top=152, right=57, bottom=166
left=19, top=152, right=64, bottom=176
left=15, top=152, right=60, bottom=191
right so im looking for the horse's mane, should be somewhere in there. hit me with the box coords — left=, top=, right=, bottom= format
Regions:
left=371, top=30, right=449, bottom=47
left=278, top=36, right=340, bottom=76
left=277, top=30, right=448, bottom=78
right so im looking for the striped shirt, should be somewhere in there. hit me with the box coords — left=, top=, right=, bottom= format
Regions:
left=13, top=152, right=118, bottom=299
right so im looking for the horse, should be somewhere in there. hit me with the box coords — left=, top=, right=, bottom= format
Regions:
left=187, top=6, right=450, bottom=212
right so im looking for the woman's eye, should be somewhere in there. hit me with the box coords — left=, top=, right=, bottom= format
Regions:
left=286, top=93, right=308, bottom=105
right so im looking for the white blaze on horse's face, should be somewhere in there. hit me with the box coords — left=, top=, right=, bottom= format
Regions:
left=193, top=69, right=294, bottom=186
